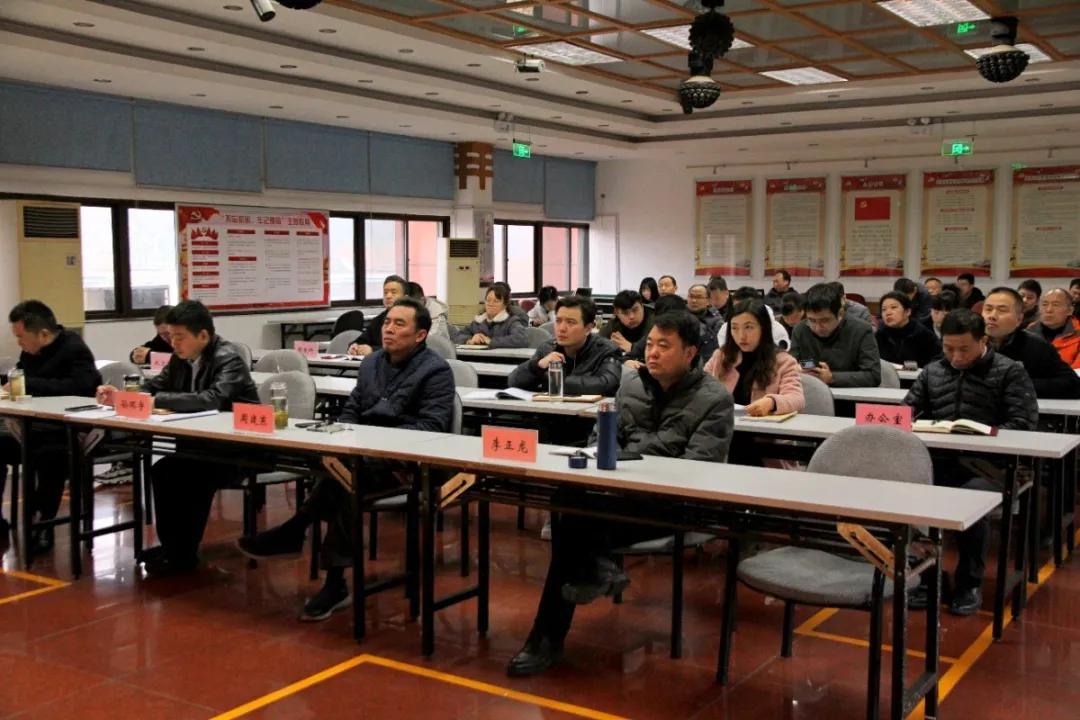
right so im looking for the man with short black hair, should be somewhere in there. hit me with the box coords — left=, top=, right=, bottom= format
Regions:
left=826, top=281, right=872, bottom=326
left=1034, top=288, right=1080, bottom=369
left=97, top=300, right=259, bottom=574
left=956, top=272, right=985, bottom=310
left=708, top=276, right=732, bottom=321
left=405, top=281, right=451, bottom=342
left=1071, top=278, right=1080, bottom=319
left=599, top=290, right=653, bottom=354
left=765, top=269, right=796, bottom=312
left=1, top=300, right=101, bottom=549
left=894, top=277, right=932, bottom=323
left=130, top=304, right=173, bottom=364
left=982, top=287, right=1080, bottom=398
left=240, top=297, right=455, bottom=620
left=790, top=284, right=881, bottom=387
left=687, top=283, right=721, bottom=359
left=658, top=275, right=678, bottom=297
left=348, top=274, right=407, bottom=356
left=509, top=296, right=621, bottom=397
left=1017, top=279, right=1042, bottom=329
left=507, top=310, right=734, bottom=677
left=927, top=290, right=958, bottom=339
left=904, top=309, right=1038, bottom=615
left=779, top=294, right=804, bottom=336
left=924, top=277, right=943, bottom=297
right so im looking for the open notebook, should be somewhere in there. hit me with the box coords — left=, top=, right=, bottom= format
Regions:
left=740, top=411, right=798, bottom=423
left=913, top=419, right=996, bottom=436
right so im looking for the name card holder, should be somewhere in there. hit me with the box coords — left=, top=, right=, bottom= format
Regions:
left=233, top=402, right=274, bottom=434
left=115, top=391, right=152, bottom=420
left=855, top=403, right=913, bottom=432
left=482, top=425, right=538, bottom=463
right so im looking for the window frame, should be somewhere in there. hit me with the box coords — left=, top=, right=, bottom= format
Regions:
left=493, top=219, right=589, bottom=296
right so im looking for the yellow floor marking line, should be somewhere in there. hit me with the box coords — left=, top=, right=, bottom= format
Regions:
left=0, top=568, right=70, bottom=606
left=798, top=628, right=959, bottom=664
left=211, top=653, right=629, bottom=720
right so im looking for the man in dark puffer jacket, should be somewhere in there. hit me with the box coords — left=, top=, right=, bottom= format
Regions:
left=904, top=309, right=1038, bottom=617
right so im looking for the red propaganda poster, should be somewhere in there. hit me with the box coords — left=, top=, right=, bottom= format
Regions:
left=840, top=174, right=906, bottom=277
left=1010, top=165, right=1080, bottom=277
left=765, top=177, right=825, bottom=277
left=921, top=170, right=994, bottom=276
left=695, top=180, right=752, bottom=276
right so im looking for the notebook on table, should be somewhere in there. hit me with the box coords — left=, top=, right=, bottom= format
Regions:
left=913, top=419, right=996, bottom=436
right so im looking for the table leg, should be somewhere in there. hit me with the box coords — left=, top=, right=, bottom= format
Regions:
left=66, top=426, right=82, bottom=580
left=130, top=447, right=144, bottom=562
left=421, top=465, right=436, bottom=656
left=352, top=458, right=366, bottom=642
left=406, top=485, right=420, bottom=621
left=1028, top=460, right=1041, bottom=584
left=477, top=500, right=490, bottom=636
left=993, top=465, right=1016, bottom=641
left=924, top=528, right=943, bottom=719
left=19, top=417, right=33, bottom=568
left=671, top=531, right=685, bottom=660
left=889, top=527, right=909, bottom=720
left=1053, top=457, right=1064, bottom=567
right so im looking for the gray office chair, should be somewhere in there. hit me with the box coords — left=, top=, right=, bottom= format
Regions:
left=718, top=425, right=933, bottom=716
left=99, top=361, right=142, bottom=388
left=446, top=359, right=479, bottom=389
left=231, top=342, right=253, bottom=369
left=426, top=333, right=457, bottom=361
left=253, top=349, right=309, bottom=374
left=331, top=310, right=366, bottom=337
left=328, top=330, right=362, bottom=355
left=879, top=360, right=901, bottom=389
left=538, top=321, right=555, bottom=336
left=799, top=374, right=835, bottom=416
left=526, top=326, right=550, bottom=349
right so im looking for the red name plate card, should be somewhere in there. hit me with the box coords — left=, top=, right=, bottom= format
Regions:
left=150, top=352, right=172, bottom=372
left=855, top=403, right=912, bottom=432
left=233, top=403, right=274, bottom=434
left=482, top=425, right=538, bottom=463
left=115, top=392, right=153, bottom=420
left=293, top=341, right=320, bottom=359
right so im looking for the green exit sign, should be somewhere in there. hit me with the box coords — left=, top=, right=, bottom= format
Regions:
left=955, top=21, right=978, bottom=35
left=512, top=141, right=532, bottom=159
left=942, top=140, right=974, bottom=157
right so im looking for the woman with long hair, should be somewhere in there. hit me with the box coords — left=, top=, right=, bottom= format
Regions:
left=638, top=277, right=659, bottom=306
left=454, top=284, right=528, bottom=348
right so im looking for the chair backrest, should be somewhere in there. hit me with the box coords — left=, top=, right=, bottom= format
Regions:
left=525, top=326, right=550, bottom=349
left=539, top=321, right=555, bottom=336
left=253, top=349, right=309, bottom=374
left=99, top=361, right=142, bottom=389
left=879, top=360, right=901, bottom=388
left=426, top=333, right=457, bottom=360
left=232, top=342, right=253, bottom=369
left=845, top=293, right=867, bottom=306
left=798, top=373, right=835, bottom=416
left=446, top=358, right=479, bottom=389
left=0, top=357, right=15, bottom=376
left=331, top=310, right=366, bottom=337
left=256, top=371, right=317, bottom=420
left=328, top=330, right=362, bottom=354
left=451, top=393, right=463, bottom=435
left=519, top=298, right=537, bottom=312
left=808, top=425, right=932, bottom=487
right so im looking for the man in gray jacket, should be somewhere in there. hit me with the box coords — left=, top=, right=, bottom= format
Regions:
left=507, top=295, right=621, bottom=398
left=791, top=283, right=882, bottom=387
left=507, top=311, right=734, bottom=677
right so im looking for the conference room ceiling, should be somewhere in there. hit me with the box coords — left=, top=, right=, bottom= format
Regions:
left=0, top=0, right=1078, bottom=162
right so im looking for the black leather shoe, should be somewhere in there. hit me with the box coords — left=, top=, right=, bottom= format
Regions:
left=236, top=522, right=306, bottom=560
left=949, top=587, right=982, bottom=616
left=142, top=554, right=198, bottom=577
left=507, top=635, right=563, bottom=677
left=907, top=584, right=928, bottom=611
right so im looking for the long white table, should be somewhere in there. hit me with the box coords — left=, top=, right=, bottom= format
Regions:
left=453, top=346, right=535, bottom=361
left=251, top=351, right=514, bottom=380
left=830, top=387, right=1080, bottom=418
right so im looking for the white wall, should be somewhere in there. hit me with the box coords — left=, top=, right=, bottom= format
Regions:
left=0, top=201, right=19, bottom=360
left=596, top=143, right=1080, bottom=304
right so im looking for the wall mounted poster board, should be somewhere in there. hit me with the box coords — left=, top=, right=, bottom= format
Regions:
left=840, top=174, right=905, bottom=277
left=765, top=177, right=825, bottom=277
left=695, top=180, right=751, bottom=276
left=921, top=170, right=994, bottom=277
left=1010, top=165, right=1080, bottom=277
left=178, top=204, right=329, bottom=312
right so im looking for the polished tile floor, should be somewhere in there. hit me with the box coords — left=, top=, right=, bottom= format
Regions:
left=2, top=480, right=1079, bottom=719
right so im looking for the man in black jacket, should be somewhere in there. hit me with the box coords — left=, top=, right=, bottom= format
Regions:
left=1, top=300, right=101, bottom=549
left=347, top=274, right=407, bottom=356
left=790, top=284, right=881, bottom=387
left=894, top=277, right=932, bottom=323
left=765, top=269, right=797, bottom=312
left=904, top=310, right=1038, bottom=615
left=598, top=290, right=653, bottom=355
left=508, top=295, right=621, bottom=398
left=508, top=311, right=734, bottom=677
left=956, top=272, right=985, bottom=310
left=129, top=304, right=173, bottom=364
left=240, top=298, right=455, bottom=621
left=97, top=301, right=259, bottom=574
left=982, top=287, right=1080, bottom=399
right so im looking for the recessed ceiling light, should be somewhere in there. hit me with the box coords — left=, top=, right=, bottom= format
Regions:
left=450, top=132, right=458, bottom=136
left=946, top=110, right=960, bottom=114
left=574, top=152, right=584, bottom=156
left=508, top=41, right=620, bottom=66
left=268, top=105, right=284, bottom=109
left=641, top=132, right=651, bottom=136
left=336, top=115, right=349, bottom=119
left=280, top=64, right=298, bottom=69
left=862, top=115, right=876, bottom=120
left=741, top=101, right=754, bottom=106
left=761, top=67, right=847, bottom=85
left=73, top=21, right=95, bottom=28
left=598, top=124, right=610, bottom=128
left=780, top=121, right=792, bottom=126
left=883, top=138, right=897, bottom=143
left=466, top=63, right=481, bottom=68
left=191, top=92, right=206, bottom=97
left=641, top=25, right=752, bottom=52
left=526, top=77, right=539, bottom=82
left=223, top=4, right=243, bottom=10
left=357, top=79, right=373, bottom=84
left=497, top=137, right=508, bottom=141
left=737, top=147, right=748, bottom=151
left=877, top=0, right=988, bottom=28
left=187, top=47, right=206, bottom=52
left=662, top=108, right=674, bottom=112
left=551, top=116, right=563, bottom=119
left=920, top=86, right=935, bottom=90
left=538, top=144, right=548, bottom=148
left=1039, top=103, right=1054, bottom=108
left=827, top=93, right=841, bottom=98
left=425, top=92, right=439, bottom=96
left=318, top=28, right=336, bottom=34
left=621, top=99, right=633, bottom=103
left=399, top=48, right=414, bottom=54
left=576, top=91, right=589, bottom=95
left=1056, top=127, right=1070, bottom=132
left=1024, top=77, right=1041, bottom=82
left=93, top=78, right=111, bottom=83
left=709, top=127, right=720, bottom=131
left=965, top=43, right=1051, bottom=63
left=808, top=142, right=819, bottom=147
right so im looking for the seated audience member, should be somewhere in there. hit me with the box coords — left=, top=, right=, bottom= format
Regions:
left=708, top=276, right=732, bottom=322
left=955, top=272, right=985, bottom=310
left=492, top=281, right=530, bottom=323
left=406, top=282, right=451, bottom=342
left=453, top=284, right=528, bottom=348
left=238, top=298, right=454, bottom=619
left=705, top=300, right=804, bottom=464
left=765, top=269, right=797, bottom=312
left=924, top=277, right=943, bottom=297
left=827, top=281, right=872, bottom=325
left=982, top=287, right=1080, bottom=399
left=96, top=300, right=258, bottom=575
left=875, top=291, right=941, bottom=368
left=894, top=277, right=932, bottom=323
left=658, top=274, right=678, bottom=297
left=1071, top=278, right=1080, bottom=319
left=129, top=304, right=173, bottom=363
left=529, top=286, right=559, bottom=326
left=687, top=283, right=722, bottom=359
left=904, top=309, right=1038, bottom=615
left=507, top=311, right=734, bottom=677
left=348, top=274, right=407, bottom=356
left=598, top=290, right=653, bottom=355
left=778, top=294, right=805, bottom=337
left=624, top=295, right=690, bottom=365
left=1033, top=288, right=1080, bottom=369
left=639, top=276, right=659, bottom=306
left=1017, top=279, right=1042, bottom=329
left=927, top=291, right=958, bottom=339
left=790, top=283, right=881, bottom=387
left=508, top=295, right=621, bottom=397
left=718, top=287, right=791, bottom=351
left=0, top=300, right=101, bottom=549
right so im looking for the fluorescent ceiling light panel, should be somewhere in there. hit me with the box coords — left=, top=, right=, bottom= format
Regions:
left=965, top=43, right=1052, bottom=63
left=760, top=67, right=847, bottom=85
left=641, top=25, right=752, bottom=51
left=876, top=0, right=989, bottom=27
left=509, top=41, right=620, bottom=65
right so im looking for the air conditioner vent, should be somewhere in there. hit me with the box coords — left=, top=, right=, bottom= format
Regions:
left=22, top=205, right=79, bottom=238
left=449, top=239, right=479, bottom=258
